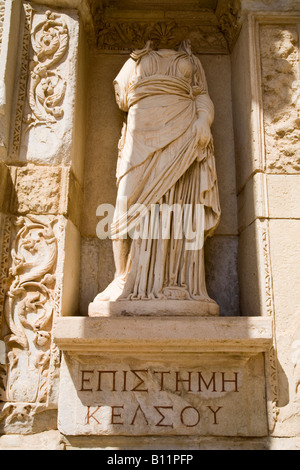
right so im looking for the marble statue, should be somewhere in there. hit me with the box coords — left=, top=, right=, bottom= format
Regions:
left=91, top=40, right=220, bottom=316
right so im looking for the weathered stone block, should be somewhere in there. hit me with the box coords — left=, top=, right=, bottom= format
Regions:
left=55, top=316, right=272, bottom=437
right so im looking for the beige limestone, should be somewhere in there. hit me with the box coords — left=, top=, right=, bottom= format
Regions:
left=9, top=165, right=67, bottom=215
left=241, top=0, right=300, bottom=12
left=82, top=53, right=238, bottom=238
left=2, top=432, right=300, bottom=450
left=54, top=316, right=273, bottom=352
left=0, top=161, right=8, bottom=213
left=259, top=23, right=300, bottom=174
left=55, top=316, right=272, bottom=437
left=0, top=429, right=65, bottom=450
left=79, top=237, right=102, bottom=316
left=58, top=353, right=267, bottom=437
left=268, top=219, right=300, bottom=436
left=0, top=215, right=81, bottom=432
left=91, top=43, right=220, bottom=312
left=7, top=165, right=83, bottom=229
left=231, top=19, right=257, bottom=192
left=82, top=50, right=239, bottom=316
left=237, top=215, right=269, bottom=318
left=0, top=0, right=22, bottom=160
left=0, top=2, right=86, bottom=435
left=89, top=299, right=220, bottom=317
left=58, top=218, right=81, bottom=318
left=0, top=0, right=300, bottom=450
left=0, top=215, right=63, bottom=431
left=11, top=5, right=82, bottom=173
left=233, top=12, right=300, bottom=440
left=237, top=172, right=268, bottom=233
left=61, top=435, right=300, bottom=451
left=267, top=175, right=300, bottom=220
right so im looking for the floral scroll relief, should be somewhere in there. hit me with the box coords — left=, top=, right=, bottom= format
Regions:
left=2, top=215, right=58, bottom=405
left=97, top=20, right=228, bottom=53
left=25, top=10, right=69, bottom=131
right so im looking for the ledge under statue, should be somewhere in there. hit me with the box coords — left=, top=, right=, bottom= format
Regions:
left=89, top=40, right=221, bottom=317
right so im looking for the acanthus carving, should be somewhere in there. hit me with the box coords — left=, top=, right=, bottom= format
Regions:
left=97, top=20, right=228, bottom=53
left=25, top=10, right=69, bottom=131
left=2, top=215, right=58, bottom=405
left=216, top=0, right=241, bottom=48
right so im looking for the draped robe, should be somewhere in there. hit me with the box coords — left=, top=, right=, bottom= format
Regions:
left=109, top=47, right=220, bottom=301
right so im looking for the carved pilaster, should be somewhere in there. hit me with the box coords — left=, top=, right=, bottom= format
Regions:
left=0, top=2, right=85, bottom=434
left=25, top=9, right=69, bottom=132
left=9, top=3, right=80, bottom=168
left=0, top=215, right=62, bottom=431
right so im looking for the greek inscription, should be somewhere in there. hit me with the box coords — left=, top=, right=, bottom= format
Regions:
left=79, top=369, right=240, bottom=394
left=180, top=406, right=201, bottom=427
left=207, top=406, right=223, bottom=424
left=85, top=404, right=223, bottom=428
left=80, top=368, right=239, bottom=430
left=111, top=405, right=124, bottom=425
left=86, top=406, right=101, bottom=425
left=154, top=406, right=174, bottom=428
left=130, top=404, right=149, bottom=426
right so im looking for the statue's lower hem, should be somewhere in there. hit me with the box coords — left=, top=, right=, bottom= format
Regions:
left=88, top=299, right=219, bottom=317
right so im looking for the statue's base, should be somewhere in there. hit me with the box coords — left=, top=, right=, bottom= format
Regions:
left=88, top=298, right=219, bottom=317
left=54, top=316, right=273, bottom=438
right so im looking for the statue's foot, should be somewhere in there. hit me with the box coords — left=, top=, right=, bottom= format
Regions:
left=93, top=276, right=125, bottom=302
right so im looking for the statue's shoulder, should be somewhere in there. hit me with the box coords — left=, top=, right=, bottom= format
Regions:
left=130, top=40, right=153, bottom=61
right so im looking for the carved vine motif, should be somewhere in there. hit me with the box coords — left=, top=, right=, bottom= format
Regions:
left=2, top=215, right=57, bottom=404
left=25, top=10, right=69, bottom=131
left=97, top=20, right=228, bottom=53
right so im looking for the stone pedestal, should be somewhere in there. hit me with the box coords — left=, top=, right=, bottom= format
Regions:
left=88, top=299, right=219, bottom=317
left=54, top=316, right=272, bottom=440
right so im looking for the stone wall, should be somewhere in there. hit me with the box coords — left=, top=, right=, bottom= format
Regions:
left=232, top=10, right=300, bottom=437
left=0, top=0, right=299, bottom=450
left=0, top=0, right=86, bottom=434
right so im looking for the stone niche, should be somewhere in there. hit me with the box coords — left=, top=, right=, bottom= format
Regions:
left=80, top=0, right=240, bottom=317
left=1, top=0, right=300, bottom=451
left=55, top=0, right=274, bottom=444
